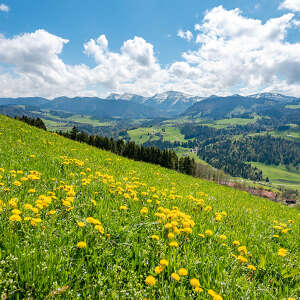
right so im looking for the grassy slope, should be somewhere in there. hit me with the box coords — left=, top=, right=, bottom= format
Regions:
left=251, top=162, right=300, bottom=191
left=0, top=115, right=299, bottom=299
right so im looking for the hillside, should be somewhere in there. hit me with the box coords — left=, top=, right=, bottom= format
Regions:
left=182, top=94, right=300, bottom=120
left=0, top=115, right=299, bottom=299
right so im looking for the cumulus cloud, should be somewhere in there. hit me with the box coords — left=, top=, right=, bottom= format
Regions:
left=279, top=0, right=300, bottom=11
left=0, top=3, right=9, bottom=12
left=1, top=6, right=300, bottom=98
left=177, top=29, right=193, bottom=41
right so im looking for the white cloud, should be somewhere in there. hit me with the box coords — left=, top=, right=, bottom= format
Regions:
left=279, top=0, right=300, bottom=11
left=1, top=6, right=300, bottom=98
left=177, top=29, right=193, bottom=41
left=0, top=3, right=9, bottom=12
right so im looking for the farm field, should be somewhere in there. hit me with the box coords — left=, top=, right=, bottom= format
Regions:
left=0, top=115, right=299, bottom=299
left=251, top=162, right=300, bottom=191
left=128, top=125, right=187, bottom=144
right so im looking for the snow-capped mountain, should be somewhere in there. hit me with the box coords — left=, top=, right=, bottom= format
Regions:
left=249, top=93, right=296, bottom=102
left=106, top=91, right=205, bottom=116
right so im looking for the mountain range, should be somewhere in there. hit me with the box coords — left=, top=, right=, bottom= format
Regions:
left=0, top=91, right=299, bottom=120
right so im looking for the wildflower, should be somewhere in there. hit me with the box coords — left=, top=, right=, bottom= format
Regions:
left=12, top=209, right=21, bottom=215
left=204, top=206, right=212, bottom=211
left=154, top=265, right=164, bottom=274
left=95, top=225, right=105, bottom=234
left=151, top=235, right=159, bottom=241
left=198, top=233, right=205, bottom=238
left=169, top=241, right=179, bottom=248
left=233, top=240, right=240, bottom=246
left=278, top=248, right=288, bottom=257
left=145, top=275, right=156, bottom=286
left=13, top=180, right=22, bottom=187
left=77, top=221, right=85, bottom=227
left=171, top=273, right=180, bottom=281
left=9, top=214, right=21, bottom=222
left=140, top=207, right=148, bottom=214
left=28, top=189, right=36, bottom=193
left=237, top=255, right=248, bottom=263
left=77, top=241, right=87, bottom=249
left=238, top=246, right=247, bottom=254
left=120, top=205, right=128, bottom=211
left=219, top=234, right=227, bottom=240
left=168, top=232, right=175, bottom=239
left=205, top=229, right=213, bottom=236
left=273, top=234, right=279, bottom=238
left=190, top=278, right=200, bottom=288
left=194, top=287, right=203, bottom=293
left=248, top=265, right=256, bottom=271
left=178, top=268, right=188, bottom=276
left=165, top=223, right=172, bottom=229
left=160, top=259, right=168, bottom=267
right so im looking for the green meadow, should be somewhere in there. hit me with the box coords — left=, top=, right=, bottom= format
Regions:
left=0, top=115, right=299, bottom=299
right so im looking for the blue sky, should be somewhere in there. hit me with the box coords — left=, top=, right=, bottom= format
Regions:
left=1, top=0, right=300, bottom=98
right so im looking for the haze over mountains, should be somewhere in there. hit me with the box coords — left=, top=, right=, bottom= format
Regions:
left=0, top=91, right=300, bottom=120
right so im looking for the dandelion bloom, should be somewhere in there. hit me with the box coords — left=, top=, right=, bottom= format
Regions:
left=248, top=265, right=256, bottom=271
left=77, top=241, right=87, bottom=249
left=77, top=221, right=85, bottom=227
left=171, top=273, right=180, bottom=281
left=278, top=248, right=288, bottom=257
left=205, top=229, right=213, bottom=236
left=160, top=259, right=168, bottom=267
left=145, top=275, right=156, bottom=286
left=169, top=241, right=179, bottom=248
left=9, top=214, right=21, bottom=222
left=178, top=268, right=188, bottom=276
left=151, top=235, right=159, bottom=241
left=237, top=255, right=248, bottom=263
left=194, top=287, right=203, bottom=293
left=233, top=240, right=240, bottom=246
left=168, top=232, right=175, bottom=239
left=119, top=205, right=128, bottom=211
left=12, top=209, right=21, bottom=215
left=198, top=233, right=205, bottom=238
left=273, top=234, right=279, bottom=238
left=190, top=278, right=200, bottom=288
left=140, top=207, right=148, bottom=214
left=204, top=205, right=212, bottom=211
left=219, top=234, right=227, bottom=240
left=238, top=246, right=247, bottom=254
left=154, top=265, right=164, bottom=274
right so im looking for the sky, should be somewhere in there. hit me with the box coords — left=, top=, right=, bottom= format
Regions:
left=1, top=0, right=300, bottom=98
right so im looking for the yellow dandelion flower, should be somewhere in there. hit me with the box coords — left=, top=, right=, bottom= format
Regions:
left=154, top=265, right=164, bottom=274
left=168, top=232, right=175, bottom=239
left=12, top=209, right=21, bottom=215
left=238, top=246, right=247, bottom=254
left=205, top=229, right=213, bottom=236
left=151, top=234, right=159, bottom=241
left=233, top=240, right=240, bottom=246
left=219, top=234, right=227, bottom=240
left=273, top=234, right=279, bottom=238
left=169, top=241, right=179, bottom=247
left=9, top=214, right=22, bottom=222
left=190, top=278, right=200, bottom=288
left=194, top=287, right=203, bottom=293
left=140, top=207, right=148, bottom=214
left=77, top=241, right=87, bottom=248
left=278, top=248, right=288, bottom=257
left=204, top=205, right=212, bottom=211
left=120, top=205, right=128, bottom=211
left=77, top=221, right=85, bottom=227
left=171, top=273, right=180, bottom=281
left=248, top=265, right=256, bottom=271
left=237, top=255, right=248, bottom=263
left=178, top=268, right=188, bottom=276
left=198, top=233, right=205, bottom=238
left=160, top=259, right=168, bottom=267
left=145, top=275, right=156, bottom=286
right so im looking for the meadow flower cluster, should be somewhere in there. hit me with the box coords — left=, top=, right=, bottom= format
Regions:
left=0, top=115, right=299, bottom=299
